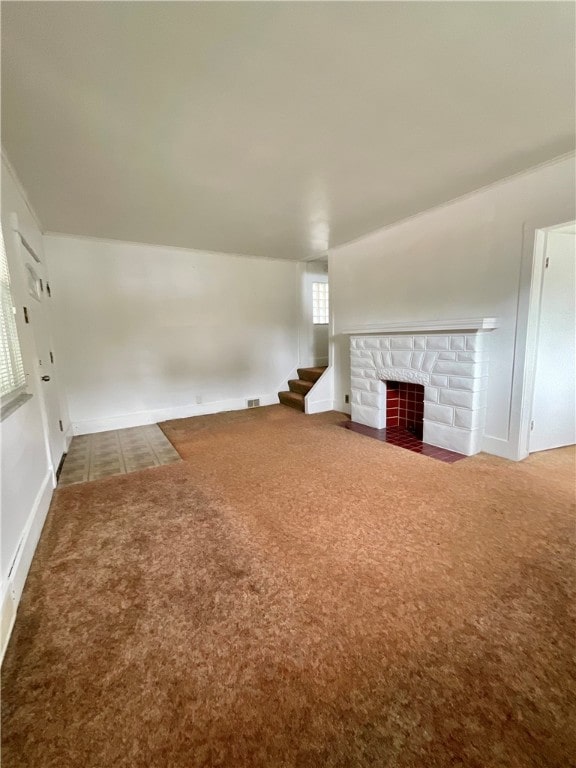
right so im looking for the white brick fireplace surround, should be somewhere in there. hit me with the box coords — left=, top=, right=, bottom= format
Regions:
left=348, top=319, right=498, bottom=455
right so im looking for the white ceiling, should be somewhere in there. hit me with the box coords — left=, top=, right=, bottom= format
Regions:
left=2, top=2, right=575, bottom=260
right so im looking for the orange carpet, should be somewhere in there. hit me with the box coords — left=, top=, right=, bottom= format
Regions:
left=2, top=406, right=575, bottom=767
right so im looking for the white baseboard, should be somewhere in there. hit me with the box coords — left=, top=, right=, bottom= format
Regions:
left=334, top=399, right=352, bottom=416
left=64, top=424, right=74, bottom=450
left=72, top=392, right=283, bottom=435
left=0, top=587, right=16, bottom=665
left=480, top=434, right=524, bottom=461
left=1, top=470, right=54, bottom=664
left=306, top=398, right=335, bottom=415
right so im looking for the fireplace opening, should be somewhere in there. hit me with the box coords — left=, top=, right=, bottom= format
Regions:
left=386, top=381, right=424, bottom=440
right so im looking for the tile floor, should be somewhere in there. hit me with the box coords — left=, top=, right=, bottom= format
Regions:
left=341, top=421, right=466, bottom=464
left=58, top=424, right=181, bottom=486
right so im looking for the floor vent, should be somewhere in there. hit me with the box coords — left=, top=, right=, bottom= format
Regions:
left=247, top=398, right=260, bottom=408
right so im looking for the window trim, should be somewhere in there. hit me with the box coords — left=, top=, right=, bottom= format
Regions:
left=312, top=281, right=330, bottom=325
left=1, top=221, right=29, bottom=417
left=1, top=391, right=32, bottom=422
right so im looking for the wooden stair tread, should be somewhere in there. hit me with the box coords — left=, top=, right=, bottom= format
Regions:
left=278, top=391, right=305, bottom=412
left=288, top=379, right=313, bottom=395
left=279, top=366, right=327, bottom=411
left=297, top=366, right=327, bottom=384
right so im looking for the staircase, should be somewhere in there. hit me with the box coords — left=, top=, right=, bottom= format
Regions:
left=278, top=366, right=327, bottom=412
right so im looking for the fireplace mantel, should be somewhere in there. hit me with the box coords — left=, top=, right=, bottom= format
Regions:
left=341, top=317, right=498, bottom=335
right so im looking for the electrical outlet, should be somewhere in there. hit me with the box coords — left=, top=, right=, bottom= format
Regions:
left=345, top=394, right=349, bottom=404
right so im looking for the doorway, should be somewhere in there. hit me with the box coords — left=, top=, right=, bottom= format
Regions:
left=528, top=223, right=576, bottom=453
left=301, top=258, right=329, bottom=368
left=16, top=228, right=66, bottom=477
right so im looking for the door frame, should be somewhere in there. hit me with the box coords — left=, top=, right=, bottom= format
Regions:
left=516, top=220, right=576, bottom=459
left=10, top=212, right=63, bottom=484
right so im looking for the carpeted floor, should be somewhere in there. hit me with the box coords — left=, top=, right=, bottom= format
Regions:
left=2, top=406, right=575, bottom=767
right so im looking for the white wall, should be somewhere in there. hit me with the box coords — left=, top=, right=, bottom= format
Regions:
left=44, top=235, right=301, bottom=434
left=299, top=259, right=329, bottom=368
left=1, top=157, right=68, bottom=660
left=329, top=156, right=576, bottom=460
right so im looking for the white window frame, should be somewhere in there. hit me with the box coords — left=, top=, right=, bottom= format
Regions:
left=312, top=281, right=329, bottom=325
left=0, top=223, right=27, bottom=414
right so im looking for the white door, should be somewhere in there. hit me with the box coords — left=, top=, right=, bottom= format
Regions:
left=530, top=231, right=576, bottom=453
left=19, top=243, right=66, bottom=473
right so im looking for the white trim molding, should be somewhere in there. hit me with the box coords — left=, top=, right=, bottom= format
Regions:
left=341, top=317, right=498, bottom=335
left=72, top=392, right=285, bottom=435
left=305, top=364, right=334, bottom=415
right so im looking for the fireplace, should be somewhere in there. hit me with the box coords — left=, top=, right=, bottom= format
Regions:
left=386, top=381, right=424, bottom=438
left=349, top=327, right=494, bottom=455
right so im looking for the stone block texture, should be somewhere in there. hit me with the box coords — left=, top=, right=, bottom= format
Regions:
left=350, top=332, right=490, bottom=455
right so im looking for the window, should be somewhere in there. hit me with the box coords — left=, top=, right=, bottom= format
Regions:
left=312, top=281, right=329, bottom=324
left=0, top=225, right=26, bottom=406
